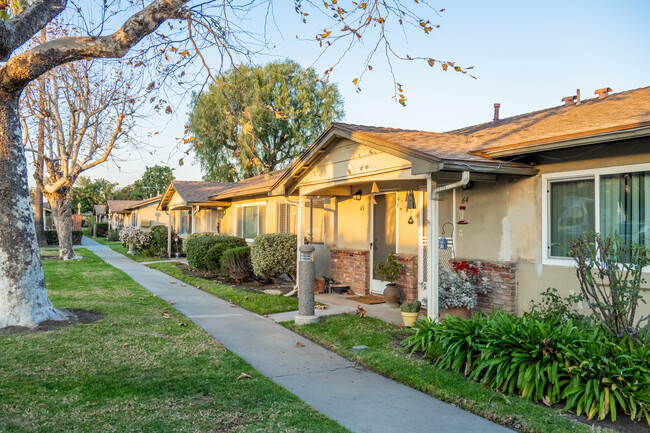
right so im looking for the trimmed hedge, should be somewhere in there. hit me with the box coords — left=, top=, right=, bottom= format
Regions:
left=94, top=222, right=109, bottom=237
left=45, top=230, right=83, bottom=246
left=250, top=233, right=297, bottom=279
left=403, top=313, right=650, bottom=423
left=184, top=233, right=246, bottom=271
left=221, top=246, right=253, bottom=281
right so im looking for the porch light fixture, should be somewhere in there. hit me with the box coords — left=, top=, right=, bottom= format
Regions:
left=406, top=191, right=416, bottom=224
left=353, top=190, right=362, bottom=201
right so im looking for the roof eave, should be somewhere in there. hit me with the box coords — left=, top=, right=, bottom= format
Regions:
left=478, top=124, right=650, bottom=158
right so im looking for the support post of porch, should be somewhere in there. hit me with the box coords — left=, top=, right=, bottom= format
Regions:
left=167, top=211, right=172, bottom=258
left=426, top=175, right=439, bottom=320
left=296, top=192, right=305, bottom=289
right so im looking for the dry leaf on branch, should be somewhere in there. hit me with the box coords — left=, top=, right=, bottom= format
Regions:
left=296, top=341, right=306, bottom=347
left=237, top=373, right=252, bottom=380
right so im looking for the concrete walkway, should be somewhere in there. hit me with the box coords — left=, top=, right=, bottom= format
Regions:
left=79, top=237, right=512, bottom=433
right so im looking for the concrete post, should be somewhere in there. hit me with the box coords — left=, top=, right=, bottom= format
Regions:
left=295, top=243, right=319, bottom=325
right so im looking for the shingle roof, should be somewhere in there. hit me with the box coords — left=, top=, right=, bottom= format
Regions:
left=124, top=195, right=163, bottom=210
left=171, top=181, right=233, bottom=204
left=330, top=123, right=504, bottom=166
left=93, top=204, right=107, bottom=215
left=452, top=86, right=650, bottom=154
left=210, top=169, right=288, bottom=200
left=107, top=200, right=140, bottom=213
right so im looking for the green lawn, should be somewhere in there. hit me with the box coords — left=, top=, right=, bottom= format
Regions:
left=148, top=262, right=300, bottom=315
left=0, top=249, right=348, bottom=433
left=285, top=314, right=617, bottom=433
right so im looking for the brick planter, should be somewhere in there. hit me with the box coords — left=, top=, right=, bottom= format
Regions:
left=396, top=254, right=418, bottom=303
left=330, top=248, right=370, bottom=295
left=450, top=258, right=517, bottom=315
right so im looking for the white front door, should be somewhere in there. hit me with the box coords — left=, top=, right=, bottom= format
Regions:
left=370, top=192, right=397, bottom=295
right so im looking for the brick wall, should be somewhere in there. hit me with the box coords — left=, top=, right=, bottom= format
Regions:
left=396, top=254, right=418, bottom=303
left=450, top=258, right=517, bottom=315
left=330, top=248, right=370, bottom=295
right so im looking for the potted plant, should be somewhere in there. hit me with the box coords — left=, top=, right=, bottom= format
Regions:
left=439, top=261, right=489, bottom=319
left=373, top=253, right=404, bottom=305
left=400, top=300, right=421, bottom=327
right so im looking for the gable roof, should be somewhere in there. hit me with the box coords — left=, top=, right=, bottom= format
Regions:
left=210, top=169, right=288, bottom=200
left=107, top=200, right=140, bottom=214
left=158, top=180, right=232, bottom=210
left=93, top=204, right=107, bottom=215
left=273, top=122, right=537, bottom=195
left=456, top=86, right=650, bottom=157
left=124, top=195, right=163, bottom=211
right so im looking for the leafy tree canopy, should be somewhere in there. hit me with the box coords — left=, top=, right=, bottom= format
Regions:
left=71, top=178, right=117, bottom=213
left=132, top=165, right=174, bottom=199
left=188, top=60, right=344, bottom=182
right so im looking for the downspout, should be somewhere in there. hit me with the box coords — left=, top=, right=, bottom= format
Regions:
left=192, top=206, right=200, bottom=234
left=167, top=211, right=172, bottom=258
left=435, top=171, right=470, bottom=195
left=427, top=171, right=470, bottom=320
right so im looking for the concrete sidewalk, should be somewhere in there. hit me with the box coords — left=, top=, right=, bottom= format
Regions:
left=79, top=237, right=512, bottom=433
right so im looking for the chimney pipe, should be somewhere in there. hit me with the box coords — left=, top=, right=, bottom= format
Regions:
left=595, top=87, right=612, bottom=99
left=576, top=89, right=581, bottom=105
left=493, top=103, right=501, bottom=123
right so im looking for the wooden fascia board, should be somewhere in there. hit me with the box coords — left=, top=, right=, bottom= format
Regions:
left=477, top=123, right=650, bottom=158
left=190, top=201, right=231, bottom=207
left=157, top=183, right=177, bottom=211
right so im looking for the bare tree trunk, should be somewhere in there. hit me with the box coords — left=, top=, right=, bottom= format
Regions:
left=0, top=93, right=71, bottom=328
left=47, top=193, right=75, bottom=260
left=33, top=73, right=46, bottom=247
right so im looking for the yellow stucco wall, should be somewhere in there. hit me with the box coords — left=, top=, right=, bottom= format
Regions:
left=133, top=201, right=167, bottom=229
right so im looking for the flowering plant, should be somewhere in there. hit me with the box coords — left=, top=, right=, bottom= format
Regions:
left=439, top=261, right=490, bottom=309
left=119, top=226, right=151, bottom=250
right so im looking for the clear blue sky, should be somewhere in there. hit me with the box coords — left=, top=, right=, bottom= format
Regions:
left=80, top=0, right=650, bottom=188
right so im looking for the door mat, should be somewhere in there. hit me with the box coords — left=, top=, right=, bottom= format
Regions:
left=345, top=295, right=386, bottom=305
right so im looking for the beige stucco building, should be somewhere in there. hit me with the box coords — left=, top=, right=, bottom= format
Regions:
left=154, top=86, right=650, bottom=320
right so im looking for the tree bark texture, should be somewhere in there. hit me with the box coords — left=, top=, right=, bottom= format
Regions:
left=47, top=192, right=75, bottom=260
left=0, top=94, right=70, bottom=328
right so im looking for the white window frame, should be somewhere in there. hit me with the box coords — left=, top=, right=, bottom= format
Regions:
left=542, top=162, right=650, bottom=267
left=235, top=203, right=265, bottom=242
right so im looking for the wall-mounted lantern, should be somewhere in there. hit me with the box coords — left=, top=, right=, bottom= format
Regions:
left=406, top=190, right=416, bottom=224
left=353, top=190, right=362, bottom=201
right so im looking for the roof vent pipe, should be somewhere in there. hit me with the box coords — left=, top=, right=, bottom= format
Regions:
left=562, top=95, right=577, bottom=106
left=576, top=89, right=581, bottom=105
left=595, top=87, right=612, bottom=99
left=492, top=103, right=500, bottom=123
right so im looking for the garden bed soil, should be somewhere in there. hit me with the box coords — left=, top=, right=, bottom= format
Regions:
left=0, top=310, right=105, bottom=335
left=176, top=264, right=295, bottom=295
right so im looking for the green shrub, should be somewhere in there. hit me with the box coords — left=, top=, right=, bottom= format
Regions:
left=221, top=246, right=253, bottom=281
left=402, top=313, right=650, bottom=423
left=44, top=230, right=83, bottom=246
left=105, top=229, right=120, bottom=242
left=184, top=233, right=246, bottom=271
left=94, top=222, right=109, bottom=237
left=204, top=243, right=233, bottom=273
left=569, top=232, right=650, bottom=341
left=143, top=225, right=182, bottom=257
left=250, top=233, right=297, bottom=279
left=400, top=300, right=421, bottom=313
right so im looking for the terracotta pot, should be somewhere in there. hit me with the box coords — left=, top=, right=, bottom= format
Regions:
left=401, top=311, right=420, bottom=327
left=383, top=284, right=401, bottom=306
left=439, top=306, right=471, bottom=320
